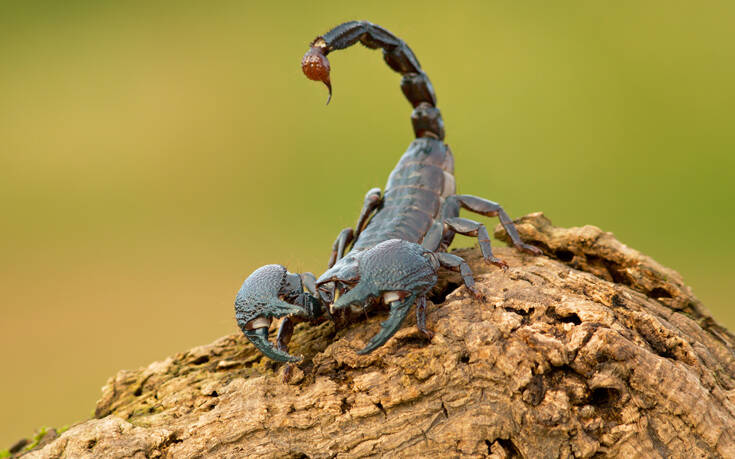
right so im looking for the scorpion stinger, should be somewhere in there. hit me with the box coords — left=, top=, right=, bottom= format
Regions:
left=234, top=265, right=321, bottom=362
left=302, top=41, right=332, bottom=104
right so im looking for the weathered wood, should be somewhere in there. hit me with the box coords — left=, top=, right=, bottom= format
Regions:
left=18, top=213, right=735, bottom=458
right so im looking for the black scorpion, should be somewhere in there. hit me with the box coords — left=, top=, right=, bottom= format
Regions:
left=235, top=21, right=540, bottom=363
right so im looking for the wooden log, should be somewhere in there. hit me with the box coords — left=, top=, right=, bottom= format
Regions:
left=17, top=213, right=735, bottom=458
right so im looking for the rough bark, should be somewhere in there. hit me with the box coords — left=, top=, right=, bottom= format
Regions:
left=15, top=213, right=735, bottom=458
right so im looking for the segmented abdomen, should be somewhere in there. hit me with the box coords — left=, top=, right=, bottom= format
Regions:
left=353, top=137, right=455, bottom=250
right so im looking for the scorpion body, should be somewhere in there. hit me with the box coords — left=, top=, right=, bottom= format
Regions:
left=235, top=21, right=540, bottom=363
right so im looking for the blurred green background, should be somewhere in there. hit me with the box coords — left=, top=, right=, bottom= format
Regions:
left=1, top=0, right=733, bottom=446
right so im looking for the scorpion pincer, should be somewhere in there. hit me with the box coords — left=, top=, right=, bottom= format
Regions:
left=235, top=20, right=541, bottom=363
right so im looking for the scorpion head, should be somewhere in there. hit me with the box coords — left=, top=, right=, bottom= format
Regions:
left=316, top=240, right=438, bottom=354
left=234, top=264, right=323, bottom=362
left=315, top=252, right=362, bottom=311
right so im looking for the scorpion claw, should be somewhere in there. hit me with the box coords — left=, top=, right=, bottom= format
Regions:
left=235, top=264, right=315, bottom=363
left=245, top=328, right=302, bottom=363
left=318, top=240, right=440, bottom=355
left=358, top=296, right=414, bottom=355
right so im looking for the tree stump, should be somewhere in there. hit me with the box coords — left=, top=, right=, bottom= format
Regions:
left=16, top=213, right=735, bottom=458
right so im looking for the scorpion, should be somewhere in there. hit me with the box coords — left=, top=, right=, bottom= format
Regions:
left=235, top=20, right=541, bottom=364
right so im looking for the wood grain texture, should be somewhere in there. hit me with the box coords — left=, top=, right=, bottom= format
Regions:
left=19, top=213, right=735, bottom=458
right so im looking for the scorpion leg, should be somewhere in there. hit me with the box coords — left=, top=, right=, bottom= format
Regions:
left=328, top=228, right=354, bottom=269
left=354, top=187, right=382, bottom=239
left=327, top=188, right=382, bottom=268
left=434, top=251, right=481, bottom=299
left=453, top=195, right=542, bottom=255
left=415, top=295, right=434, bottom=340
left=443, top=217, right=508, bottom=270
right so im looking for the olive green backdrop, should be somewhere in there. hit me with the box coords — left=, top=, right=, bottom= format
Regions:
left=1, top=1, right=733, bottom=447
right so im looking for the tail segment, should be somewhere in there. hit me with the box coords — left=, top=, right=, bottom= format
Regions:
left=302, top=20, right=444, bottom=140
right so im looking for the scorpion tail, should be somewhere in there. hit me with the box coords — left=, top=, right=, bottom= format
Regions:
left=302, top=20, right=444, bottom=139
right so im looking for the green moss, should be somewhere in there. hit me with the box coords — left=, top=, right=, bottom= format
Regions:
left=24, top=427, right=48, bottom=451
left=3, top=424, right=71, bottom=456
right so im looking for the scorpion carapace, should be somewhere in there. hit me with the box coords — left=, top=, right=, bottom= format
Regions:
left=235, top=20, right=541, bottom=364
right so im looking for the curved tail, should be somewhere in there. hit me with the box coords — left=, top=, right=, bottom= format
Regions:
left=301, top=20, right=445, bottom=140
